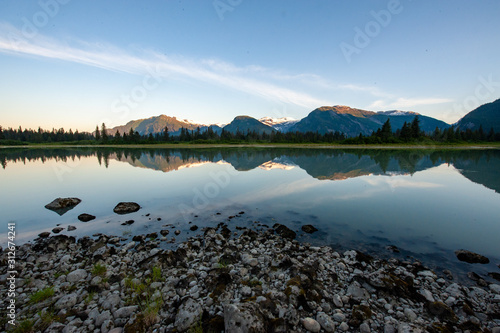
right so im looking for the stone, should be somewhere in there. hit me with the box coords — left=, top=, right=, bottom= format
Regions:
left=113, top=202, right=140, bottom=214
left=490, top=284, right=500, bottom=294
left=347, top=282, right=370, bottom=301
left=360, top=322, right=371, bottom=333
left=175, top=298, right=202, bottom=332
left=333, top=312, right=346, bottom=322
left=45, top=197, right=81, bottom=215
left=67, top=225, right=76, bottom=231
left=54, top=293, right=77, bottom=309
left=113, top=305, right=138, bottom=318
left=190, top=225, right=198, bottom=231
left=302, top=317, right=321, bottom=332
left=224, top=303, right=266, bottom=332
left=241, top=286, right=252, bottom=296
left=455, top=249, right=490, bottom=264
left=67, top=268, right=87, bottom=283
left=78, top=213, right=96, bottom=222
left=404, top=308, right=417, bottom=322
left=52, top=227, right=64, bottom=233
left=301, top=225, right=318, bottom=234
left=273, top=223, right=296, bottom=240
left=108, top=328, right=123, bottom=333
left=316, top=312, right=335, bottom=332
left=38, top=231, right=51, bottom=238
left=339, top=322, right=349, bottom=331
left=160, top=229, right=170, bottom=236
left=96, top=310, right=112, bottom=327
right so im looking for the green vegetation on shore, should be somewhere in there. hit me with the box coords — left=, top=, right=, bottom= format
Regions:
left=2, top=116, right=500, bottom=147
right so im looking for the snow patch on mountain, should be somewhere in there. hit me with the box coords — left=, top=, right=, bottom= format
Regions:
left=377, top=110, right=420, bottom=116
left=259, top=117, right=299, bottom=132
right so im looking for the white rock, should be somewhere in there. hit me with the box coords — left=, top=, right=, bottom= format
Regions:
left=419, top=289, right=435, bottom=302
left=404, top=308, right=417, bottom=322
left=339, top=322, right=349, bottom=331
left=302, top=317, right=321, bottom=332
left=333, top=312, right=346, bottom=322
left=175, top=298, right=202, bottom=332
left=54, top=293, right=77, bottom=309
left=316, top=312, right=335, bottom=332
left=66, top=269, right=87, bottom=283
left=241, top=286, right=252, bottom=296
left=360, top=322, right=371, bottom=333
left=113, top=305, right=138, bottom=318
left=95, top=310, right=112, bottom=327
left=490, top=284, right=500, bottom=294
left=333, top=294, right=343, bottom=308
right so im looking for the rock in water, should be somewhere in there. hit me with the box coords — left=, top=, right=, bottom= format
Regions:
left=113, top=202, right=140, bottom=214
left=78, top=213, right=96, bottom=222
left=302, top=225, right=318, bottom=234
left=273, top=223, right=296, bottom=240
left=455, top=249, right=490, bottom=264
left=52, top=227, right=64, bottom=234
left=45, top=197, right=81, bottom=215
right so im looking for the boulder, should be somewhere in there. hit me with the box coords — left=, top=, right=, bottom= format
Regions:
left=455, top=249, right=489, bottom=264
left=224, top=303, right=266, bottom=332
left=175, top=298, right=202, bottom=332
left=113, top=202, right=140, bottom=214
left=45, top=197, right=81, bottom=215
left=67, top=268, right=88, bottom=283
left=54, top=293, right=78, bottom=309
left=52, top=227, right=64, bottom=234
left=38, top=231, right=51, bottom=238
left=301, top=225, right=318, bottom=234
left=273, top=223, right=296, bottom=240
left=302, top=317, right=321, bottom=332
left=78, top=213, right=96, bottom=222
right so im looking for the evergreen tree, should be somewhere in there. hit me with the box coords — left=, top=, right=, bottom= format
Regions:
left=101, top=123, right=108, bottom=143
left=410, top=116, right=421, bottom=139
left=0, top=126, right=4, bottom=140
left=380, top=118, right=392, bottom=141
left=95, top=125, right=101, bottom=141
left=163, top=126, right=169, bottom=142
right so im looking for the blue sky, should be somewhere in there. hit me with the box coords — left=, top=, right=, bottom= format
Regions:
left=1, top=0, right=500, bottom=132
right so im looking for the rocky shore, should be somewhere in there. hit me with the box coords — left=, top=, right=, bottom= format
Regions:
left=2, top=223, right=500, bottom=333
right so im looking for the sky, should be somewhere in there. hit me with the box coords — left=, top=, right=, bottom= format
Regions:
left=1, top=0, right=500, bottom=132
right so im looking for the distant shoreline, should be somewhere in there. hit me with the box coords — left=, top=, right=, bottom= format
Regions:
left=2, top=143, right=500, bottom=149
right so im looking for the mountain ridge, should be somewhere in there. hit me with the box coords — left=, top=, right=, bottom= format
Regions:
left=107, top=100, right=499, bottom=137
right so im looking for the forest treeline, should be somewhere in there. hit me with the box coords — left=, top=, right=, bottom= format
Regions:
left=1, top=116, right=499, bottom=146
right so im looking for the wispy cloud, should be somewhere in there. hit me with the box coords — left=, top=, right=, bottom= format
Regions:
left=0, top=22, right=329, bottom=108
left=368, top=97, right=453, bottom=110
left=0, top=21, right=454, bottom=113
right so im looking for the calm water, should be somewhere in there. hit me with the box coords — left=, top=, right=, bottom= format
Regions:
left=1, top=147, right=500, bottom=282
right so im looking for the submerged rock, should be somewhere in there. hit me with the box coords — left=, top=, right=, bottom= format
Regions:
left=113, top=202, right=140, bottom=214
left=455, top=249, right=490, bottom=264
left=301, top=225, right=318, bottom=234
left=45, top=197, right=81, bottom=215
left=78, top=213, right=96, bottom=222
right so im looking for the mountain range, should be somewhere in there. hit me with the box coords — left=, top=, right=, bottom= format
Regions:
left=109, top=99, right=500, bottom=137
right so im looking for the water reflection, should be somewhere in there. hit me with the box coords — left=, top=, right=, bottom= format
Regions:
left=2, top=147, right=499, bottom=192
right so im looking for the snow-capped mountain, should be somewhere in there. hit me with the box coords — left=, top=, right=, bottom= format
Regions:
left=376, top=110, right=419, bottom=116
left=258, top=117, right=299, bottom=132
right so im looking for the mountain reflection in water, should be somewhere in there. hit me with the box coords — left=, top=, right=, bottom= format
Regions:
left=2, top=148, right=498, bottom=193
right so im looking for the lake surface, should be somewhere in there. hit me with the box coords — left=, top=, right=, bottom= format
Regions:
left=2, top=147, right=500, bottom=283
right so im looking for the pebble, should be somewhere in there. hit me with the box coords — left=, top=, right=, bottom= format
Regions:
left=4, top=225, right=499, bottom=332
